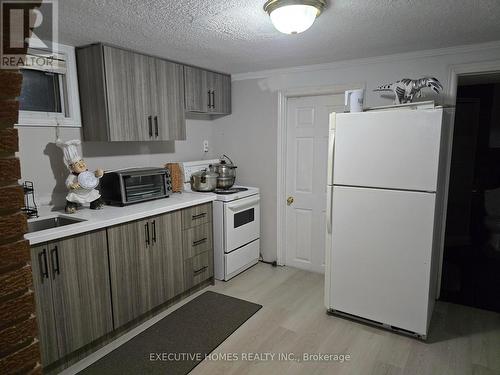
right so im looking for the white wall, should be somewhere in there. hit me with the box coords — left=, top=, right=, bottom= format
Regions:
left=18, top=119, right=215, bottom=207
left=212, top=42, right=500, bottom=262
left=213, top=83, right=279, bottom=262
left=18, top=41, right=500, bottom=262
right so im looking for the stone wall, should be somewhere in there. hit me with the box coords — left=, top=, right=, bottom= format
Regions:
left=0, top=2, right=42, bottom=372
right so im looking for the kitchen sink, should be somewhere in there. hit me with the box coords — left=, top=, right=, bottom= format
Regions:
left=27, top=216, right=86, bottom=233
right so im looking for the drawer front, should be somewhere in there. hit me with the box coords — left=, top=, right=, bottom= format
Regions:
left=225, top=239, right=259, bottom=280
left=183, top=222, right=213, bottom=259
left=184, top=251, right=213, bottom=290
left=182, top=203, right=212, bottom=229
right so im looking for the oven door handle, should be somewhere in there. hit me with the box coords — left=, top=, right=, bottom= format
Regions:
left=227, top=196, right=260, bottom=212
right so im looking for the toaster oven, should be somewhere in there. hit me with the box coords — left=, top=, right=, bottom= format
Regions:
left=100, top=167, right=172, bottom=206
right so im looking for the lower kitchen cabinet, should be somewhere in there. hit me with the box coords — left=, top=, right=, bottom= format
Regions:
left=107, top=217, right=153, bottom=328
left=30, top=204, right=214, bottom=368
left=107, top=210, right=184, bottom=328
left=153, top=211, right=185, bottom=300
left=181, top=204, right=214, bottom=289
left=30, top=230, right=113, bottom=366
left=182, top=222, right=213, bottom=258
left=184, top=250, right=214, bottom=290
left=31, top=244, right=59, bottom=366
left=51, top=232, right=114, bottom=357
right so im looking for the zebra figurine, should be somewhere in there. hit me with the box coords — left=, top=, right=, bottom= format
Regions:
left=373, top=77, right=443, bottom=104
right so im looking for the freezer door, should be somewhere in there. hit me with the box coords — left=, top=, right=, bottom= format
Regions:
left=333, top=109, right=443, bottom=191
left=329, top=186, right=435, bottom=335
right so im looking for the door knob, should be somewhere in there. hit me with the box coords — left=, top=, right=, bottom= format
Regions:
left=287, top=196, right=294, bottom=206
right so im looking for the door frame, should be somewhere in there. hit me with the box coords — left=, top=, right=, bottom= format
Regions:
left=436, top=60, right=500, bottom=298
left=276, top=83, right=364, bottom=266
left=446, top=60, right=500, bottom=106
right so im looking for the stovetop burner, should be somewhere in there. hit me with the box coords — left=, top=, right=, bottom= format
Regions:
left=214, top=187, right=248, bottom=195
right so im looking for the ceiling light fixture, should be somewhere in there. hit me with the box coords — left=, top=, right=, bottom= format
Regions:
left=263, top=0, right=326, bottom=35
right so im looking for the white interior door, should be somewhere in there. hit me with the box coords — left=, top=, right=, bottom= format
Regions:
left=285, top=94, right=344, bottom=273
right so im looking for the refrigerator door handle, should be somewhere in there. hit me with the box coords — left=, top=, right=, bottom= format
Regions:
left=327, top=113, right=336, bottom=185
left=326, top=186, right=333, bottom=234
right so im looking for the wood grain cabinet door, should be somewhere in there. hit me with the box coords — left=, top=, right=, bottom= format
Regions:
left=184, top=66, right=209, bottom=112
left=103, top=46, right=150, bottom=141
left=151, top=211, right=184, bottom=302
left=107, top=218, right=153, bottom=328
left=183, top=251, right=213, bottom=290
left=154, top=60, right=186, bottom=140
left=137, top=53, right=157, bottom=141
left=50, top=230, right=113, bottom=357
left=212, top=73, right=231, bottom=115
left=30, top=244, right=59, bottom=366
left=182, top=222, right=213, bottom=259
left=145, top=55, right=158, bottom=141
left=205, top=70, right=216, bottom=113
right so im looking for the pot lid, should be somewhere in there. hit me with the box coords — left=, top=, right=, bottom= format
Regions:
left=211, top=154, right=237, bottom=168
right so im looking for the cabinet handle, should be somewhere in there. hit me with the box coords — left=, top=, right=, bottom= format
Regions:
left=193, top=265, right=208, bottom=275
left=192, top=212, right=207, bottom=220
left=145, top=222, right=150, bottom=247
left=211, top=90, right=215, bottom=110
left=38, top=249, right=49, bottom=281
left=192, top=237, right=207, bottom=247
left=154, top=116, right=159, bottom=137
left=152, top=220, right=157, bottom=243
left=148, top=115, right=153, bottom=137
left=50, top=246, right=60, bottom=279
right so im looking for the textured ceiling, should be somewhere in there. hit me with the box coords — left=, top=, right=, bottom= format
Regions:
left=58, top=0, right=500, bottom=74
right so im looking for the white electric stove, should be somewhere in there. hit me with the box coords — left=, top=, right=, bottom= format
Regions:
left=182, top=160, right=260, bottom=281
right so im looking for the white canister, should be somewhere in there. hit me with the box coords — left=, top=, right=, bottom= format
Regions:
left=345, top=89, right=364, bottom=113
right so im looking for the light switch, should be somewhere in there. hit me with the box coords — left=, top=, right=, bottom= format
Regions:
left=203, top=140, right=209, bottom=153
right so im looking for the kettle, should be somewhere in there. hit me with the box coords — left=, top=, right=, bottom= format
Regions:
left=345, top=89, right=364, bottom=113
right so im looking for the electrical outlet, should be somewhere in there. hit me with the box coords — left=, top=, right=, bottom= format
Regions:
left=203, top=140, right=209, bottom=153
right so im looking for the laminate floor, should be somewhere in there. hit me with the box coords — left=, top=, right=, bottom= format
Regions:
left=192, top=263, right=500, bottom=375
left=66, top=263, right=500, bottom=375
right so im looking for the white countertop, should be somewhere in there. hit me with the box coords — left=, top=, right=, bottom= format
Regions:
left=25, top=192, right=216, bottom=245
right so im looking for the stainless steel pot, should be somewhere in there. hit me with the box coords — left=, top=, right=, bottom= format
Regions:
left=210, top=154, right=237, bottom=189
left=190, top=169, right=218, bottom=192
left=216, top=176, right=236, bottom=189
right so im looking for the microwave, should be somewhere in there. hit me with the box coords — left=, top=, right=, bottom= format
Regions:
left=100, top=167, right=172, bottom=206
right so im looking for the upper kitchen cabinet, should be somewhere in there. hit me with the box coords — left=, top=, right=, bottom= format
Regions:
left=210, top=72, right=232, bottom=115
left=184, top=66, right=231, bottom=115
left=154, top=58, right=186, bottom=140
left=76, top=44, right=186, bottom=141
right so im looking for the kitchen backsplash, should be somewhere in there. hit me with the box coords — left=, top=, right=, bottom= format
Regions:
left=17, top=120, right=215, bottom=208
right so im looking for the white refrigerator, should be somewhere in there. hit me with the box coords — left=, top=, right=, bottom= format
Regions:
left=324, top=103, right=455, bottom=339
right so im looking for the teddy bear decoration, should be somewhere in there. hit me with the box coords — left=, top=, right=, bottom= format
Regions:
left=56, top=139, right=105, bottom=214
